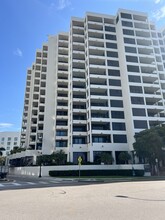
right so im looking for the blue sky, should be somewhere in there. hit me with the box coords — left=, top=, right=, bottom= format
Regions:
left=0, top=0, right=165, bottom=132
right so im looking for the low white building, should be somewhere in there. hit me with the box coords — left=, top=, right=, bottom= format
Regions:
left=0, top=132, right=21, bottom=156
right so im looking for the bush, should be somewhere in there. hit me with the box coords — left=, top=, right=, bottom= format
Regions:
left=49, top=169, right=144, bottom=177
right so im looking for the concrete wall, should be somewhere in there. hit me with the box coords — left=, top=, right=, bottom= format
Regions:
left=9, top=164, right=144, bottom=177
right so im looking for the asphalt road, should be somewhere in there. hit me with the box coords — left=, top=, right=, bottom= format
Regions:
left=0, top=180, right=165, bottom=220
left=0, top=175, right=103, bottom=191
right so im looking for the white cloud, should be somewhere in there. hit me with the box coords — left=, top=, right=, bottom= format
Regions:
left=13, top=48, right=23, bottom=57
left=57, top=0, right=71, bottom=10
left=153, top=5, right=165, bottom=20
left=154, top=0, right=161, bottom=4
left=0, top=123, right=13, bottom=129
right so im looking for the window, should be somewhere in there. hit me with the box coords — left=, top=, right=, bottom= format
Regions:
left=131, top=97, right=144, bottom=105
left=56, top=140, right=67, bottom=147
left=73, top=137, right=86, bottom=144
left=130, top=86, right=143, bottom=93
left=125, top=46, right=137, bottom=53
left=111, top=111, right=125, bottom=119
left=14, top=137, right=18, bottom=141
left=107, top=51, right=118, bottom=58
left=109, top=79, right=121, bottom=86
left=126, top=56, right=138, bottom=63
left=7, top=137, right=11, bottom=141
left=134, top=120, right=148, bottom=129
left=108, top=69, right=120, bottom=76
left=107, top=60, right=119, bottom=67
left=105, top=34, right=116, bottom=40
left=56, top=120, right=68, bottom=126
left=7, top=142, right=11, bottom=145
left=127, top=65, right=140, bottom=72
left=128, top=75, right=141, bottom=83
left=92, top=135, right=111, bottom=143
left=132, top=108, right=146, bottom=116
left=112, top=122, right=126, bottom=130
left=1, top=137, right=5, bottom=141
left=110, top=89, right=122, bottom=97
left=111, top=100, right=123, bottom=107
left=106, top=42, right=117, bottom=49
left=56, top=130, right=67, bottom=136
left=105, top=26, right=116, bottom=32
left=123, top=29, right=134, bottom=36
left=121, top=13, right=132, bottom=19
left=124, top=37, right=135, bottom=44
left=122, top=21, right=133, bottom=27
left=14, top=142, right=17, bottom=145
left=113, top=135, right=127, bottom=143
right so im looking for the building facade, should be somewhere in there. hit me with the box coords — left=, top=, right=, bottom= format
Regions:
left=0, top=132, right=21, bottom=156
left=20, top=9, right=165, bottom=164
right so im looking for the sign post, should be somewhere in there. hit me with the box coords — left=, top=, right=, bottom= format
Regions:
left=78, top=156, right=82, bottom=179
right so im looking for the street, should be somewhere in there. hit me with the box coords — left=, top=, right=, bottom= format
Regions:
left=0, top=175, right=103, bottom=191
left=0, top=180, right=165, bottom=220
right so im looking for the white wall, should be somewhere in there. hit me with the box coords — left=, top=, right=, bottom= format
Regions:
left=9, top=164, right=144, bottom=177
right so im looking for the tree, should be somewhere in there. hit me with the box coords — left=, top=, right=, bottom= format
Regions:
left=0, top=147, right=5, bottom=156
left=52, top=150, right=66, bottom=165
left=100, top=152, right=114, bottom=165
left=133, top=126, right=165, bottom=175
left=118, top=152, right=131, bottom=164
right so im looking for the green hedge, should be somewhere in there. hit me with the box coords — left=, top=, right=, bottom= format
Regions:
left=49, top=169, right=144, bottom=177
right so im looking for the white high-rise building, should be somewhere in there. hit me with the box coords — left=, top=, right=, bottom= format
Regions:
left=20, top=9, right=165, bottom=164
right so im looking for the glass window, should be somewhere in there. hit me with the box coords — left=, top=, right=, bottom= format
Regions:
left=108, top=69, right=120, bottom=76
left=122, top=21, right=133, bottom=27
left=124, top=37, right=135, bottom=44
left=123, top=29, right=134, bottom=36
left=106, top=42, right=117, bottom=49
left=92, top=135, right=111, bottom=143
left=56, top=130, right=67, bottom=136
left=105, top=26, right=116, bottom=32
left=107, top=60, right=119, bottom=67
left=130, top=86, right=143, bottom=93
left=110, top=89, right=122, bottom=97
left=8, top=137, right=11, bottom=141
left=112, top=122, right=126, bottom=130
left=113, top=135, right=127, bottom=143
left=121, top=13, right=132, bottom=19
left=127, top=65, right=140, bottom=72
left=111, top=100, right=123, bottom=107
left=134, top=120, right=148, bottom=129
left=107, top=51, right=118, bottom=58
left=111, top=111, right=125, bottom=119
left=105, top=34, right=116, bottom=40
left=14, top=142, right=17, bottom=145
left=132, top=108, right=146, bottom=116
left=73, top=137, right=86, bottom=144
left=128, top=75, right=141, bottom=83
left=109, top=79, right=121, bottom=86
left=7, top=142, right=11, bottom=145
left=131, top=97, right=144, bottom=105
left=126, top=56, right=138, bottom=63
left=125, top=46, right=137, bottom=53
left=1, top=137, right=5, bottom=141
left=56, top=140, right=67, bottom=147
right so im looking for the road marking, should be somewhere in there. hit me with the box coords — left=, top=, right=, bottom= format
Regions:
left=12, top=182, right=21, bottom=186
left=26, top=182, right=36, bottom=185
left=0, top=184, right=5, bottom=187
